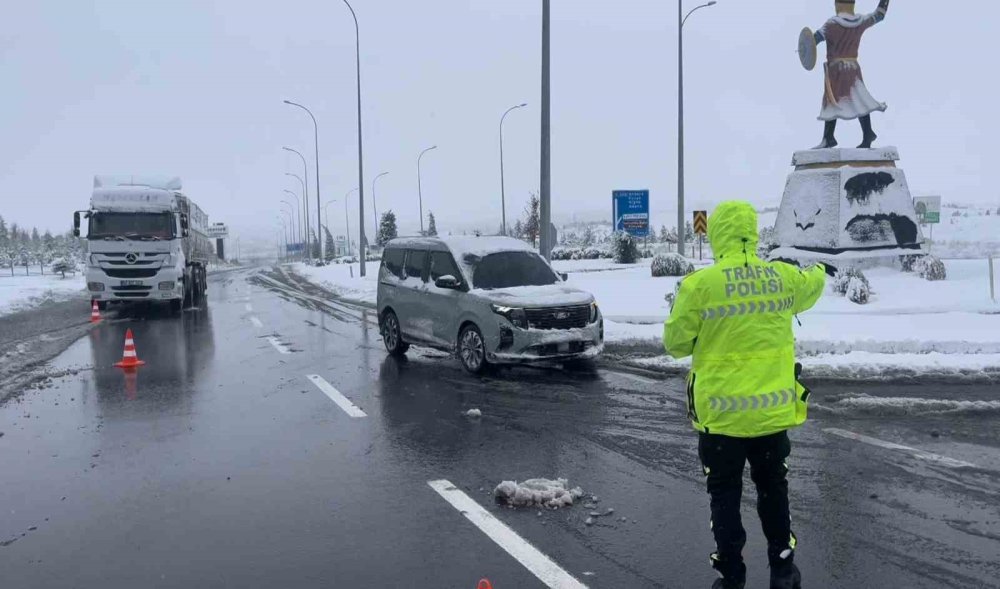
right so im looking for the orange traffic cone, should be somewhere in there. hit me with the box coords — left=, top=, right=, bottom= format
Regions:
left=90, top=300, right=102, bottom=323
left=477, top=580, right=494, bottom=589
left=114, top=328, right=146, bottom=369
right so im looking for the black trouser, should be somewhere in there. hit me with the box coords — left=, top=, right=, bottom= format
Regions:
left=698, top=430, right=794, bottom=582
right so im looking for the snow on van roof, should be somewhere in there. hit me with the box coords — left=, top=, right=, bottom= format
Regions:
left=385, top=235, right=536, bottom=258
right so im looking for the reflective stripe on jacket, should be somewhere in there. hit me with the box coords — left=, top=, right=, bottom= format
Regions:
left=663, top=201, right=826, bottom=438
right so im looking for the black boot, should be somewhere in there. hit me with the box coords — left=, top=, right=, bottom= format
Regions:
left=813, top=120, right=838, bottom=149
left=712, top=578, right=745, bottom=589
left=858, top=115, right=877, bottom=148
left=770, top=561, right=802, bottom=589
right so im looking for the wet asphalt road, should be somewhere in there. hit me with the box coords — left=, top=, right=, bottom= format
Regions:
left=1, top=268, right=998, bottom=589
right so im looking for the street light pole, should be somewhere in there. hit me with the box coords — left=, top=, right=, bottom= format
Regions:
left=285, top=172, right=308, bottom=258
left=280, top=198, right=299, bottom=256
left=500, top=103, right=527, bottom=236
left=539, top=0, right=552, bottom=259
left=372, top=171, right=388, bottom=243
left=282, top=146, right=309, bottom=255
left=282, top=191, right=300, bottom=244
left=417, top=146, right=437, bottom=235
left=283, top=102, right=322, bottom=263
left=678, top=1, right=717, bottom=257
left=340, top=0, right=367, bottom=276
left=345, top=188, right=358, bottom=257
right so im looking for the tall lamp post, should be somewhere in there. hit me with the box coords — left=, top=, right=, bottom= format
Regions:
left=280, top=199, right=299, bottom=257
left=283, top=102, right=322, bottom=263
left=677, top=1, right=717, bottom=256
left=372, top=171, right=388, bottom=243
left=417, top=146, right=437, bottom=235
left=282, top=191, right=300, bottom=245
left=340, top=0, right=367, bottom=276
left=345, top=188, right=358, bottom=257
left=539, top=0, right=551, bottom=259
left=500, top=103, right=527, bottom=236
left=282, top=147, right=309, bottom=253
left=277, top=214, right=291, bottom=261
left=285, top=173, right=308, bottom=258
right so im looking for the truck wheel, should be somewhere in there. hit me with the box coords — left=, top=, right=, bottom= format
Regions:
left=96, top=301, right=108, bottom=311
left=182, top=278, right=193, bottom=308
left=458, top=324, right=488, bottom=375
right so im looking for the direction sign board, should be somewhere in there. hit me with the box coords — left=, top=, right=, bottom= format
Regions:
left=207, top=223, right=229, bottom=238
left=612, top=190, right=650, bottom=238
left=913, top=196, right=941, bottom=224
left=693, top=210, right=708, bottom=235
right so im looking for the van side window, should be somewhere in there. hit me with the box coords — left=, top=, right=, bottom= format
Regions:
left=404, top=250, right=428, bottom=282
left=381, top=248, right=404, bottom=279
left=430, top=252, right=461, bottom=283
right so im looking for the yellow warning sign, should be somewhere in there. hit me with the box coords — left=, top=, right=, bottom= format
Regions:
left=693, top=210, right=708, bottom=235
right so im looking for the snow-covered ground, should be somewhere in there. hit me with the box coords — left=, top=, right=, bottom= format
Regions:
left=293, top=256, right=1000, bottom=381
left=0, top=272, right=86, bottom=317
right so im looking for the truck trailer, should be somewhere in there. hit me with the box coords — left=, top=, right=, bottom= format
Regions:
left=74, top=176, right=214, bottom=314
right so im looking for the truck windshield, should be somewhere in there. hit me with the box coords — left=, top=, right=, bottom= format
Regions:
left=469, top=251, right=559, bottom=290
left=88, top=212, right=175, bottom=240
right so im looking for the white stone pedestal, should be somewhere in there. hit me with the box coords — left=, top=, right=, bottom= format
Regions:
left=771, top=146, right=925, bottom=261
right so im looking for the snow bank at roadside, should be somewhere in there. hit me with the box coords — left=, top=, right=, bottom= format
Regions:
left=0, top=274, right=86, bottom=317
left=293, top=262, right=377, bottom=307
left=494, top=478, right=584, bottom=509
left=812, top=393, right=1000, bottom=416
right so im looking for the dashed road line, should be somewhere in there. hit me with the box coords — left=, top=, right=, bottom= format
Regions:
left=245, top=303, right=253, bottom=312
left=307, top=375, right=367, bottom=418
left=427, top=479, right=588, bottom=589
left=823, top=428, right=976, bottom=469
left=266, top=337, right=291, bottom=355
left=249, top=316, right=263, bottom=329
left=605, top=370, right=658, bottom=386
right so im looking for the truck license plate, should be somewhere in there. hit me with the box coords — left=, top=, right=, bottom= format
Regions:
left=120, top=280, right=144, bottom=287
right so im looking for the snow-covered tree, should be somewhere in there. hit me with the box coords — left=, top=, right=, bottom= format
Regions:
left=916, top=255, right=947, bottom=281
left=610, top=231, right=639, bottom=264
left=309, top=229, right=321, bottom=260
left=51, top=257, right=75, bottom=278
left=0, top=216, right=8, bottom=246
left=581, top=225, right=595, bottom=247
left=832, top=266, right=870, bottom=296
left=846, top=277, right=871, bottom=304
left=323, top=226, right=336, bottom=262
left=651, top=253, right=694, bottom=277
left=512, top=219, right=524, bottom=240
left=378, top=210, right=398, bottom=246
left=757, top=225, right=779, bottom=259
left=426, top=211, right=438, bottom=236
left=684, top=221, right=695, bottom=243
left=522, top=193, right=540, bottom=245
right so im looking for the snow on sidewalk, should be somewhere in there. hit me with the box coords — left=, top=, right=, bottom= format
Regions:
left=293, top=262, right=377, bottom=307
left=0, top=273, right=86, bottom=317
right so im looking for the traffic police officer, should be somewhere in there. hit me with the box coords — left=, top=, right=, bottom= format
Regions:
left=664, top=201, right=832, bottom=589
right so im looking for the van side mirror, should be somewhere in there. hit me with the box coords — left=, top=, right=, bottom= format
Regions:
left=73, top=212, right=81, bottom=237
left=434, top=275, right=461, bottom=289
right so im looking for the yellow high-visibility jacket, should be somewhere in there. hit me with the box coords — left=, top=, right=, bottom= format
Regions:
left=664, top=201, right=826, bottom=438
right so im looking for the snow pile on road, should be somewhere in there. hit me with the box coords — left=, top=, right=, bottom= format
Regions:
left=0, top=274, right=86, bottom=317
left=494, top=478, right=584, bottom=509
left=465, top=408, right=482, bottom=418
left=813, top=393, right=1000, bottom=416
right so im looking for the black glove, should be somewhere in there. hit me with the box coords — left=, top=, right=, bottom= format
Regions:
left=821, top=263, right=839, bottom=278
left=772, top=257, right=801, bottom=268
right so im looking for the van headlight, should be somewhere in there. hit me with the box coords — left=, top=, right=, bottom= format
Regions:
left=491, top=304, right=528, bottom=329
left=589, top=302, right=600, bottom=324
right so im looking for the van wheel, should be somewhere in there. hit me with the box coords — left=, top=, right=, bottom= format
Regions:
left=458, top=324, right=488, bottom=375
left=169, top=299, right=183, bottom=315
left=382, top=311, right=409, bottom=356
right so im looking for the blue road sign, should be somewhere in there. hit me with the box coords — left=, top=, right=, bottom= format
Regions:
left=286, top=242, right=305, bottom=254
left=613, top=190, right=650, bottom=237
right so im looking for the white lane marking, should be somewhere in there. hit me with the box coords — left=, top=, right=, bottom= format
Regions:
left=249, top=316, right=263, bottom=329
left=245, top=303, right=253, bottom=312
left=427, top=479, right=588, bottom=589
left=307, top=375, right=367, bottom=418
left=267, top=337, right=291, bottom=355
left=823, top=428, right=976, bottom=469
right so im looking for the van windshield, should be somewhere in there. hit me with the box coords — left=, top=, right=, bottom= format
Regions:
left=468, top=251, right=558, bottom=290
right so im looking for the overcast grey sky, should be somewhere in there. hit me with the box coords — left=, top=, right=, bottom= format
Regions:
left=2, top=1, right=997, bottom=248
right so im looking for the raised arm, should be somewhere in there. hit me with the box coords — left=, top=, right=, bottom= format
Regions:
left=871, top=0, right=890, bottom=24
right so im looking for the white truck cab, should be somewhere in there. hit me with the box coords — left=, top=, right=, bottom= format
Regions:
left=75, top=176, right=214, bottom=314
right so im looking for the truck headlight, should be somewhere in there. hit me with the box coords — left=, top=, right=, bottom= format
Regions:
left=162, top=254, right=173, bottom=266
left=158, top=281, right=175, bottom=291
left=589, top=302, right=600, bottom=324
left=87, top=282, right=105, bottom=292
left=89, top=254, right=99, bottom=267
left=491, top=304, right=528, bottom=329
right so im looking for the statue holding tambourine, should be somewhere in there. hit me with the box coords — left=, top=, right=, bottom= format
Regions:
left=799, top=0, right=891, bottom=149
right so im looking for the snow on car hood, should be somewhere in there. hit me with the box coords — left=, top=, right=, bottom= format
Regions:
left=474, top=284, right=594, bottom=308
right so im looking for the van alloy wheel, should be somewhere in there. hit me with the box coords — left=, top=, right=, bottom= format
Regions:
left=382, top=311, right=408, bottom=356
